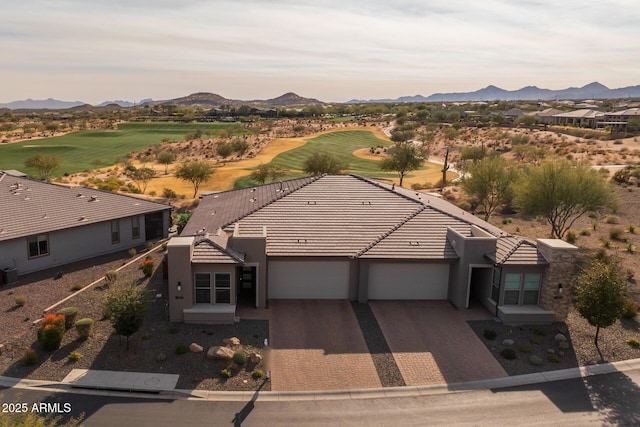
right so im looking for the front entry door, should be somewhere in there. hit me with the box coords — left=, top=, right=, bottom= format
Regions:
left=236, top=266, right=256, bottom=307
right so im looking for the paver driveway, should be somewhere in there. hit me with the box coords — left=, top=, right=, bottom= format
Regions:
left=370, top=301, right=508, bottom=386
left=269, top=300, right=381, bottom=391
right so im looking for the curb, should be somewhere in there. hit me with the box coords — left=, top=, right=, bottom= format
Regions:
left=2, top=358, right=640, bottom=402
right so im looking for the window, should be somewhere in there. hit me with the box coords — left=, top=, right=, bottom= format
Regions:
left=523, top=274, right=541, bottom=305
left=195, top=273, right=211, bottom=303
left=491, top=268, right=501, bottom=303
left=503, top=274, right=522, bottom=305
left=131, top=216, right=140, bottom=239
left=27, top=234, right=49, bottom=258
left=215, top=273, right=231, bottom=304
left=503, top=273, right=542, bottom=306
left=111, top=220, right=120, bottom=244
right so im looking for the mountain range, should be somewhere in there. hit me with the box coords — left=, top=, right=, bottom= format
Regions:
left=348, top=82, right=640, bottom=103
left=2, top=82, right=639, bottom=110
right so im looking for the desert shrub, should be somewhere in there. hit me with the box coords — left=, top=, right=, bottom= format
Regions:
left=21, top=349, right=39, bottom=366
left=145, top=241, right=154, bottom=251
left=128, top=248, right=137, bottom=258
left=606, top=215, right=620, bottom=224
left=566, top=230, right=577, bottom=244
left=529, top=336, right=541, bottom=345
left=37, top=314, right=65, bottom=351
left=54, top=271, right=63, bottom=280
left=622, top=298, right=639, bottom=319
left=220, top=367, right=233, bottom=379
left=532, top=327, right=546, bottom=336
left=15, top=295, right=27, bottom=307
left=483, top=329, right=497, bottom=340
left=252, top=369, right=265, bottom=379
left=529, top=355, right=543, bottom=366
left=161, top=242, right=168, bottom=251
left=175, top=344, right=189, bottom=355
left=57, top=307, right=79, bottom=330
left=580, top=229, right=591, bottom=236
left=609, top=227, right=625, bottom=241
left=627, top=244, right=636, bottom=254
left=559, top=341, right=570, bottom=350
left=162, top=187, right=178, bottom=199
left=69, top=351, right=83, bottom=361
left=500, top=348, right=517, bottom=360
left=548, top=354, right=561, bottom=363
left=138, top=258, right=154, bottom=277
left=233, top=351, right=247, bottom=366
left=105, top=270, right=118, bottom=284
left=518, top=343, right=532, bottom=353
left=626, top=338, right=640, bottom=349
left=71, top=283, right=84, bottom=291
left=628, top=224, right=636, bottom=234
left=502, top=218, right=513, bottom=225
left=75, top=318, right=94, bottom=340
left=602, top=239, right=612, bottom=249
left=156, top=352, right=167, bottom=362
left=168, top=324, right=179, bottom=334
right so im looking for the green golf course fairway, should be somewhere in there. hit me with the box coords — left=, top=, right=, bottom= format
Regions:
left=0, top=122, right=244, bottom=177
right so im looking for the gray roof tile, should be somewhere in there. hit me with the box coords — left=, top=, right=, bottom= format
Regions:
left=0, top=172, right=171, bottom=242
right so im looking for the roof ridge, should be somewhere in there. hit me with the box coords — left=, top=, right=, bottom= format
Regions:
left=349, top=174, right=424, bottom=207
left=355, top=204, right=427, bottom=258
left=201, top=175, right=318, bottom=198
left=220, top=175, right=322, bottom=229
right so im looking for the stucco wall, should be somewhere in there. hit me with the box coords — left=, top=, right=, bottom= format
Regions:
left=0, top=215, right=153, bottom=275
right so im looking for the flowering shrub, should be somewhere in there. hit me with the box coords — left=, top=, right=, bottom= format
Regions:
left=37, top=314, right=65, bottom=351
left=138, top=258, right=154, bottom=277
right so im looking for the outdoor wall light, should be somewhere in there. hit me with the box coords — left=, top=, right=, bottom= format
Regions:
left=177, top=282, right=182, bottom=292
left=558, top=283, right=563, bottom=294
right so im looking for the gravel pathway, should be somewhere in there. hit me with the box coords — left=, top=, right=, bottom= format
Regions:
left=350, top=302, right=405, bottom=387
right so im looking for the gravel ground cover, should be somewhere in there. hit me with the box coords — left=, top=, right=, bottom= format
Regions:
left=0, top=248, right=270, bottom=391
left=469, top=310, right=640, bottom=376
left=350, top=302, right=405, bottom=387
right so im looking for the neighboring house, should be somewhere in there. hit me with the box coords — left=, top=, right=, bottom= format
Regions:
left=167, top=174, right=576, bottom=325
left=551, top=109, right=605, bottom=128
left=600, top=108, right=640, bottom=131
left=0, top=171, right=171, bottom=280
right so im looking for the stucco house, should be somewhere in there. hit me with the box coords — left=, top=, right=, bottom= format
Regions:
left=0, top=170, right=171, bottom=281
left=167, top=174, right=576, bottom=325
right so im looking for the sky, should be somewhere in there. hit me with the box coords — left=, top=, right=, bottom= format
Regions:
left=1, top=0, right=639, bottom=104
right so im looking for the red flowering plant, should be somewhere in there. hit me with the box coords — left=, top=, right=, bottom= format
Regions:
left=138, top=257, right=154, bottom=278
left=37, top=313, right=66, bottom=351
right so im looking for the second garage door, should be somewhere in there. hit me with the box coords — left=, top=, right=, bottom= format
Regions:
left=268, top=260, right=350, bottom=299
left=368, top=263, right=449, bottom=300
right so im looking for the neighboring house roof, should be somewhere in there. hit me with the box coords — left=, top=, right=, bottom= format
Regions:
left=182, top=176, right=318, bottom=236
left=606, top=108, right=640, bottom=117
left=0, top=172, right=171, bottom=242
left=552, top=109, right=604, bottom=119
left=490, top=236, right=548, bottom=265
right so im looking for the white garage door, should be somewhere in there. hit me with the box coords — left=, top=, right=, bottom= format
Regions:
left=268, top=260, right=350, bottom=299
left=368, top=263, right=449, bottom=300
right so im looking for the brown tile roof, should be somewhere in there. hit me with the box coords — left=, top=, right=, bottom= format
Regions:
left=192, top=238, right=244, bottom=264
left=181, top=176, right=318, bottom=236
left=0, top=172, right=171, bottom=242
left=489, top=236, right=548, bottom=265
left=231, top=175, right=422, bottom=256
left=184, top=174, right=546, bottom=264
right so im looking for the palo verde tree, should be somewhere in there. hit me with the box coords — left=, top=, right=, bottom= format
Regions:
left=157, top=151, right=176, bottom=174
left=513, top=160, right=615, bottom=239
left=250, top=163, right=288, bottom=185
left=104, top=281, right=148, bottom=351
left=461, top=155, right=517, bottom=221
left=574, top=253, right=627, bottom=347
left=175, top=160, right=215, bottom=198
left=25, top=153, right=60, bottom=181
left=379, top=142, right=426, bottom=187
left=303, top=151, right=348, bottom=175
left=125, top=166, right=155, bottom=194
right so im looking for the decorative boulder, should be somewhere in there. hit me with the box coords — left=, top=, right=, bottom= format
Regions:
left=207, top=346, right=234, bottom=360
left=190, top=343, right=203, bottom=353
left=554, top=333, right=567, bottom=342
left=223, top=337, right=241, bottom=347
left=547, top=348, right=556, bottom=354
left=502, top=339, right=514, bottom=346
left=250, top=352, right=262, bottom=364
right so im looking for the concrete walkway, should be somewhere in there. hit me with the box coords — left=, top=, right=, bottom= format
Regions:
left=3, top=359, right=640, bottom=402
left=61, top=369, right=179, bottom=392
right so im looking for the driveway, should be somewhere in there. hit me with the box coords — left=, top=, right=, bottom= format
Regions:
left=370, top=301, right=508, bottom=386
left=269, top=300, right=381, bottom=391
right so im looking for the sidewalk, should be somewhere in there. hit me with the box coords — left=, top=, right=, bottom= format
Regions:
left=3, top=358, right=640, bottom=402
